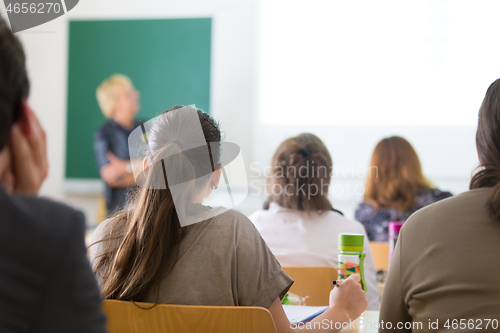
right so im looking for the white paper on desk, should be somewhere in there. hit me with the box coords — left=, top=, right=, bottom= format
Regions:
left=282, top=305, right=329, bottom=323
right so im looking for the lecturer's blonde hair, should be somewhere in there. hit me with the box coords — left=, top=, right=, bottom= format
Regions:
left=96, top=74, right=133, bottom=118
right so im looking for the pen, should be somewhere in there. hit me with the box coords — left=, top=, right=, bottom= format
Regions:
left=332, top=280, right=342, bottom=287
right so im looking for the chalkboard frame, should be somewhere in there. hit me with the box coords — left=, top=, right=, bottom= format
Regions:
left=66, top=18, right=212, bottom=179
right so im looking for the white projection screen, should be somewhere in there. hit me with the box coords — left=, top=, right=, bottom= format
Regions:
left=259, top=0, right=500, bottom=126
left=255, top=0, right=500, bottom=200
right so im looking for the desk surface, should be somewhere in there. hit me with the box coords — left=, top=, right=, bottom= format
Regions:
left=341, top=311, right=379, bottom=333
left=283, top=305, right=379, bottom=333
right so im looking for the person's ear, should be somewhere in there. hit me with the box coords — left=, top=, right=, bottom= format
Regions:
left=143, top=157, right=150, bottom=177
left=209, top=163, right=222, bottom=189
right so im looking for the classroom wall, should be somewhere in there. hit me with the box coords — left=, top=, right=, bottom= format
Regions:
left=252, top=0, right=482, bottom=215
left=0, top=0, right=258, bottom=225
left=0, top=0, right=479, bottom=225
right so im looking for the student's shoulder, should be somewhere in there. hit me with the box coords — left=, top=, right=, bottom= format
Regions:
left=90, top=215, right=125, bottom=245
left=210, top=209, right=260, bottom=234
left=0, top=195, right=86, bottom=271
left=247, top=209, right=272, bottom=225
left=354, top=201, right=380, bottom=219
left=212, top=208, right=252, bottom=225
left=8, top=195, right=85, bottom=242
left=405, top=189, right=484, bottom=231
left=415, top=188, right=453, bottom=207
left=91, top=217, right=114, bottom=242
left=247, top=203, right=287, bottom=224
left=324, top=210, right=367, bottom=233
left=355, top=201, right=374, bottom=211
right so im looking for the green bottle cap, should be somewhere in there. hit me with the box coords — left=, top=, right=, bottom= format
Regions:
left=338, top=233, right=364, bottom=252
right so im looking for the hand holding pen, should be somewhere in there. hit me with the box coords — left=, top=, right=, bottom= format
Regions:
left=329, top=274, right=368, bottom=323
left=332, top=280, right=343, bottom=287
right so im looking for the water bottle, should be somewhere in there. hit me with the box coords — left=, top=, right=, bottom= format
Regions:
left=388, top=221, right=404, bottom=265
left=338, top=233, right=367, bottom=292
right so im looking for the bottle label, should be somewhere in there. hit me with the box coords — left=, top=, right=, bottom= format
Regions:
left=338, top=261, right=360, bottom=279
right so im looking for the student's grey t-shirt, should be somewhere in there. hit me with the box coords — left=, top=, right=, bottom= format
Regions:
left=89, top=209, right=294, bottom=308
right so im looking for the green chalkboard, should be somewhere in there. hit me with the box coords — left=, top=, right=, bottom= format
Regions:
left=66, top=18, right=211, bottom=179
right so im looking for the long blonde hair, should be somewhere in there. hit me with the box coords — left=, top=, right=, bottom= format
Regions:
left=364, top=136, right=431, bottom=212
left=91, top=106, right=221, bottom=301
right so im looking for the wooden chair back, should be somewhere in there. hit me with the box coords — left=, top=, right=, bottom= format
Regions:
left=369, top=242, right=389, bottom=271
left=97, top=195, right=107, bottom=225
left=282, top=266, right=337, bottom=306
left=102, top=300, right=277, bottom=333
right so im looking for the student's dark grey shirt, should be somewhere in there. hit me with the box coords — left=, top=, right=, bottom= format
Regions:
left=0, top=187, right=107, bottom=333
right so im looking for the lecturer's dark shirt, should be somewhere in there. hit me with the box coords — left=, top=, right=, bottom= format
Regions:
left=0, top=187, right=107, bottom=333
left=94, top=119, right=141, bottom=216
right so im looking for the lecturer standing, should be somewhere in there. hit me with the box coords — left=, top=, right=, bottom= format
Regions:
left=94, top=74, right=141, bottom=217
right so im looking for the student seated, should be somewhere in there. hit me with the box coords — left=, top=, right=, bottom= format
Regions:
left=379, top=79, right=500, bottom=332
left=355, top=136, right=452, bottom=242
left=0, top=17, right=106, bottom=332
left=250, top=133, right=379, bottom=310
left=89, top=106, right=368, bottom=333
